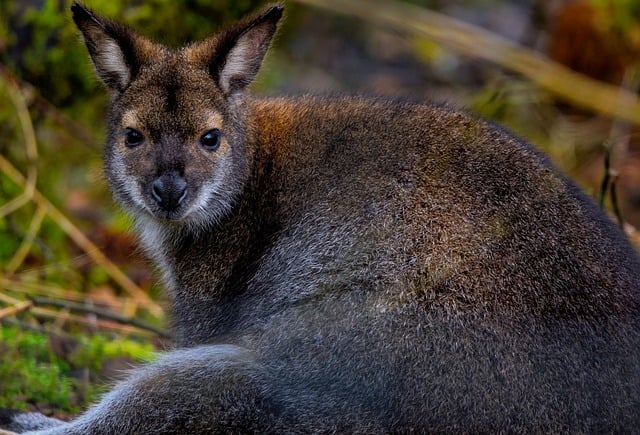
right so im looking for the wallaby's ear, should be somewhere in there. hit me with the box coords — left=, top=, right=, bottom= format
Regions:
left=188, top=5, right=284, bottom=96
left=71, top=2, right=161, bottom=92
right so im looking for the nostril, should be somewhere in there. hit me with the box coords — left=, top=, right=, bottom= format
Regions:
left=152, top=178, right=164, bottom=204
left=175, top=178, right=187, bottom=205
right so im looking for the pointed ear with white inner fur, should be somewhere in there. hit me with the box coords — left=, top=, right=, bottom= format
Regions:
left=189, top=5, right=283, bottom=96
left=71, top=2, right=161, bottom=92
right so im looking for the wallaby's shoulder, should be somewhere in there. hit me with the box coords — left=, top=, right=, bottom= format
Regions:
left=248, top=93, right=474, bottom=130
left=248, top=94, right=531, bottom=148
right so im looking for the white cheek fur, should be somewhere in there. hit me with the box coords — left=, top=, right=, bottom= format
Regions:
left=110, top=151, right=148, bottom=213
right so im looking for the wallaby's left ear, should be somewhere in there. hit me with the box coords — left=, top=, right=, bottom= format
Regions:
left=188, top=5, right=284, bottom=96
left=71, top=2, right=162, bottom=92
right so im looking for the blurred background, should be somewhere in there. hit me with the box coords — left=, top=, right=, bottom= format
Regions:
left=1, top=0, right=640, bottom=418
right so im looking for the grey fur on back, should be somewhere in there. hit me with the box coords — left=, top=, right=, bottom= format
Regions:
left=3, top=3, right=640, bottom=433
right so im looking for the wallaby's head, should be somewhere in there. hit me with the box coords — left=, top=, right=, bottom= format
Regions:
left=72, top=2, right=282, bottom=228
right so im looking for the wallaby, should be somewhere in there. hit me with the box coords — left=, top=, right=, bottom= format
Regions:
left=2, top=2, right=640, bottom=433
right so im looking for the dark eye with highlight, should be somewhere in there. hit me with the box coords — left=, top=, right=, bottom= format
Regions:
left=200, top=129, right=222, bottom=152
left=123, top=128, right=145, bottom=148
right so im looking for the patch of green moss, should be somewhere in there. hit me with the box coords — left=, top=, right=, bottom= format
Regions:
left=0, top=324, right=156, bottom=413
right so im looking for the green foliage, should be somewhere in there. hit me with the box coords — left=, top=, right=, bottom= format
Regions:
left=0, top=326, right=74, bottom=412
left=1, top=0, right=269, bottom=109
left=70, top=333, right=155, bottom=373
left=0, top=325, right=155, bottom=413
left=590, top=0, right=640, bottom=32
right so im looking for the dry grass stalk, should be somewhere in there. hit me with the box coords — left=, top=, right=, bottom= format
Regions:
left=0, top=300, right=33, bottom=320
left=294, top=0, right=640, bottom=125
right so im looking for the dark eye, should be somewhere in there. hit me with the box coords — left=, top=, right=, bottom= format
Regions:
left=200, top=129, right=222, bottom=152
left=123, top=128, right=145, bottom=148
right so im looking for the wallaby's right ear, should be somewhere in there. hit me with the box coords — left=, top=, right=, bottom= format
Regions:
left=71, top=2, right=160, bottom=92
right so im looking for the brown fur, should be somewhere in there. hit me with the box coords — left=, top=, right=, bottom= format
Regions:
left=3, top=3, right=640, bottom=433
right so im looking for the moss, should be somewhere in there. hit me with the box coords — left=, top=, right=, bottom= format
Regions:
left=0, top=325, right=156, bottom=414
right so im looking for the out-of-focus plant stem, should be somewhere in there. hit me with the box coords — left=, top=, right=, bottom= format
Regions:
left=294, top=0, right=640, bottom=125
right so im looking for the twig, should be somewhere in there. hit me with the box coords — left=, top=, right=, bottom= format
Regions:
left=599, top=142, right=612, bottom=208
left=5, top=202, right=47, bottom=274
left=2, top=277, right=153, bottom=319
left=0, top=290, right=21, bottom=305
left=1, top=276, right=95, bottom=302
left=0, top=293, right=162, bottom=339
left=609, top=172, right=624, bottom=228
left=30, top=296, right=170, bottom=338
left=29, top=305, right=161, bottom=338
left=0, top=317, right=77, bottom=342
left=52, top=307, right=73, bottom=332
left=0, top=300, right=33, bottom=320
left=294, top=0, right=640, bottom=125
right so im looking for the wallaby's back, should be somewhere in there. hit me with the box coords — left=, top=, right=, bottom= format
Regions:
left=231, top=96, right=640, bottom=431
left=248, top=95, right=640, bottom=318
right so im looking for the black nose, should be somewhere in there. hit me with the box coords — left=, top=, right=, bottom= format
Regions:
left=151, top=173, right=187, bottom=211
